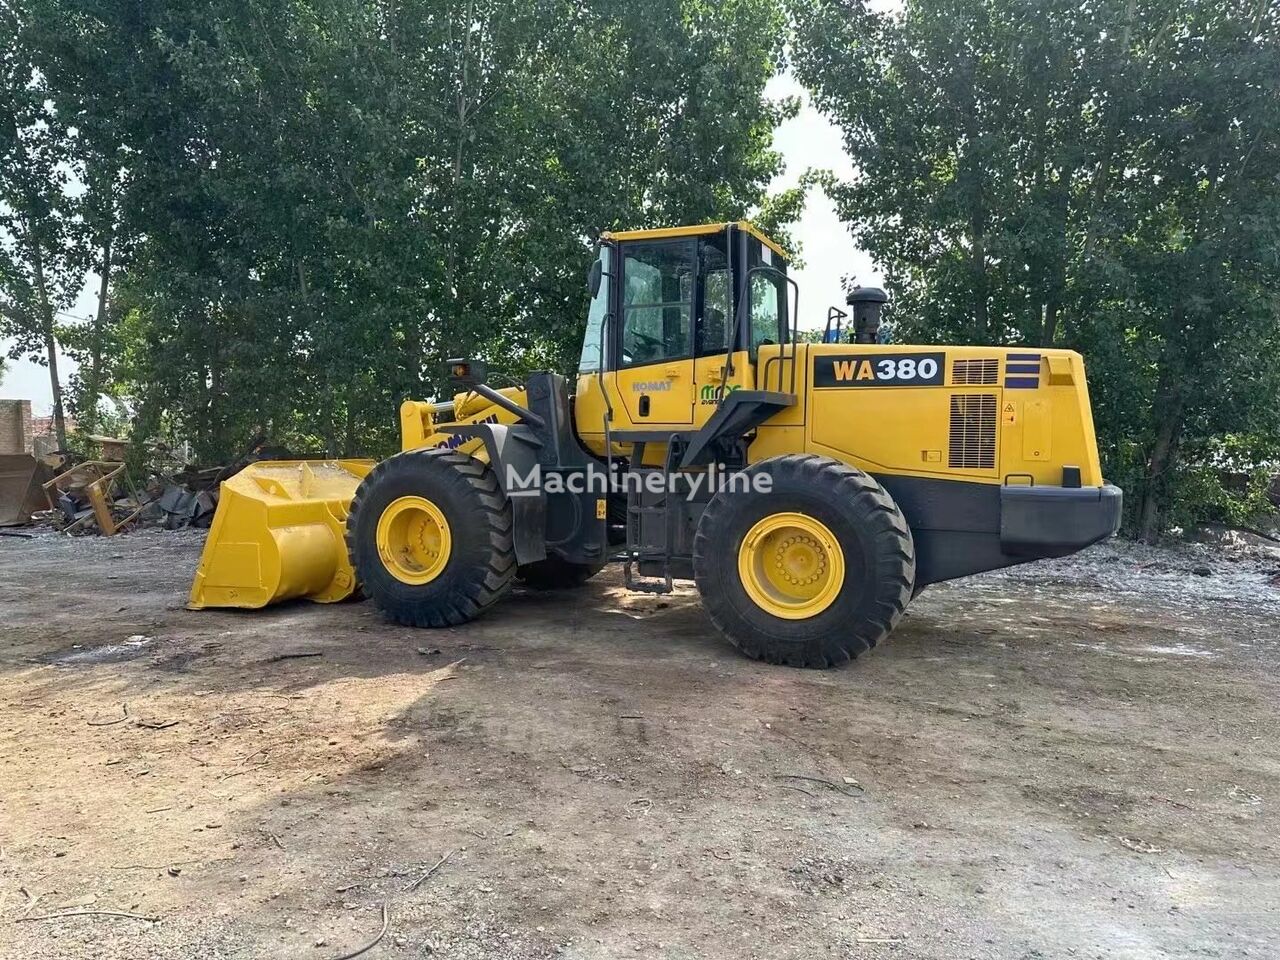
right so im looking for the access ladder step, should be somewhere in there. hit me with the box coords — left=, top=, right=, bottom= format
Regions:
left=623, top=558, right=673, bottom=595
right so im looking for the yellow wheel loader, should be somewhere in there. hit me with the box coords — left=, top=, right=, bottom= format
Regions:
left=190, top=221, right=1121, bottom=668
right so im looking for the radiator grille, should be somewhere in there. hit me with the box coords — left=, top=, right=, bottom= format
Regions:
left=949, top=394, right=997, bottom=469
left=952, top=358, right=999, bottom=384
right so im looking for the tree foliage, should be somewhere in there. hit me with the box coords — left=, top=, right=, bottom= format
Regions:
left=792, top=0, right=1280, bottom=538
left=10, top=0, right=794, bottom=462
left=0, top=3, right=86, bottom=448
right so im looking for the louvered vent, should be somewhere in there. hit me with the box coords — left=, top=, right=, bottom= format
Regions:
left=949, top=394, right=997, bottom=469
left=952, top=358, right=999, bottom=384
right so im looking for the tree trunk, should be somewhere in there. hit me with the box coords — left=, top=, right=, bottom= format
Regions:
left=43, top=319, right=67, bottom=450
left=958, top=54, right=989, bottom=342
left=323, top=404, right=338, bottom=459
left=207, top=342, right=224, bottom=462
left=85, top=231, right=114, bottom=435
left=1137, top=415, right=1181, bottom=544
left=342, top=395, right=356, bottom=457
left=1038, top=173, right=1071, bottom=346
left=1136, top=369, right=1185, bottom=543
left=971, top=222, right=988, bottom=341
left=1081, top=0, right=1138, bottom=266
left=1040, top=300, right=1059, bottom=347
left=28, top=234, right=68, bottom=449
left=445, top=0, right=475, bottom=302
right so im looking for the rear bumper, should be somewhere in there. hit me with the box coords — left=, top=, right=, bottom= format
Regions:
left=999, top=483, right=1123, bottom=557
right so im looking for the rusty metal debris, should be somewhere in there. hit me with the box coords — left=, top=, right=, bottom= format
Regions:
left=0, top=453, right=54, bottom=527
left=156, top=483, right=218, bottom=530
left=0, top=430, right=297, bottom=538
left=42, top=461, right=146, bottom=536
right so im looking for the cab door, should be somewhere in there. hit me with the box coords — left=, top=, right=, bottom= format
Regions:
left=612, top=239, right=696, bottom=426
left=692, top=231, right=791, bottom=425
left=692, top=233, right=753, bottom=421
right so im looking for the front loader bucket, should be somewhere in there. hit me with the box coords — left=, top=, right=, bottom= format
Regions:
left=189, top=459, right=375, bottom=610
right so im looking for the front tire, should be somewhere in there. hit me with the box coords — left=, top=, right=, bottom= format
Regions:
left=347, top=449, right=515, bottom=627
left=693, top=454, right=915, bottom=668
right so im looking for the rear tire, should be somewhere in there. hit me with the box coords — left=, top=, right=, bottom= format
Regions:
left=517, top=555, right=603, bottom=590
left=693, top=454, right=915, bottom=668
left=347, top=449, right=515, bottom=627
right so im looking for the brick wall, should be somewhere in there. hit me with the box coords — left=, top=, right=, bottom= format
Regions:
left=0, top=399, right=33, bottom=454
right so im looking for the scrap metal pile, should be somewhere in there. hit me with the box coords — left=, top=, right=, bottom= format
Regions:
left=42, top=458, right=148, bottom=535
left=0, top=434, right=292, bottom=538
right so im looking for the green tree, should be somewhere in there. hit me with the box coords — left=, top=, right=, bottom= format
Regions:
left=16, top=0, right=148, bottom=436
left=32, top=0, right=796, bottom=462
left=0, top=4, right=86, bottom=450
left=791, top=0, right=1280, bottom=539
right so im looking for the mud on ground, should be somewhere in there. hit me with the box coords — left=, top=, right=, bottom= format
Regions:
left=1, top=531, right=1278, bottom=959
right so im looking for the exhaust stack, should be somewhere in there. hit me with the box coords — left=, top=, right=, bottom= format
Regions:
left=846, top=286, right=888, bottom=344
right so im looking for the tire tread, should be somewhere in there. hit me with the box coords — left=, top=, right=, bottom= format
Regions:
left=346, top=448, right=515, bottom=627
left=693, top=454, right=915, bottom=668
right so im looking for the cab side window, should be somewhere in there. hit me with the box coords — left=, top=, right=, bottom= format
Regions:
left=697, top=238, right=731, bottom=357
left=620, top=241, right=694, bottom=367
left=747, top=242, right=786, bottom=357
left=749, top=272, right=784, bottom=354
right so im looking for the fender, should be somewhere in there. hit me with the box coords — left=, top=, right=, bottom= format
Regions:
left=438, top=423, right=548, bottom=565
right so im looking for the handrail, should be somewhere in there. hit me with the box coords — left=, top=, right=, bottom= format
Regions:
left=600, top=310, right=614, bottom=476
left=824, top=305, right=848, bottom=343
left=473, top=383, right=546, bottom=431
left=718, top=223, right=737, bottom=390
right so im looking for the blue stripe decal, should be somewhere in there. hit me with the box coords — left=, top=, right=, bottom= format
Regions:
left=1007, top=353, right=1041, bottom=361
left=1006, top=363, right=1041, bottom=374
left=1006, top=377, right=1040, bottom=389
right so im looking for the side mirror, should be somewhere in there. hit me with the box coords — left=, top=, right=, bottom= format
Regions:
left=587, top=258, right=603, bottom=298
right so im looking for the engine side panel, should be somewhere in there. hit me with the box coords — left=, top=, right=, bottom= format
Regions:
left=749, top=343, right=1104, bottom=488
left=749, top=343, right=1113, bottom=585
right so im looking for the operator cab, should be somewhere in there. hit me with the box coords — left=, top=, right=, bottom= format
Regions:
left=575, top=222, right=794, bottom=437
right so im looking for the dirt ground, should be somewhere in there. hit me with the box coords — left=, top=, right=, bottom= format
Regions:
left=1, top=530, right=1278, bottom=960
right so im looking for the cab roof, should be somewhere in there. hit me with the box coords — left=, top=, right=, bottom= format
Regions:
left=601, top=221, right=788, bottom=260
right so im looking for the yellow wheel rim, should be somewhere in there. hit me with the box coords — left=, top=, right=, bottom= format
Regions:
left=737, top=511, right=845, bottom=620
left=375, top=496, right=452, bottom=585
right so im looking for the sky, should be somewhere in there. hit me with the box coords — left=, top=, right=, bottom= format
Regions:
left=764, top=71, right=881, bottom=329
left=1, top=72, right=878, bottom=415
